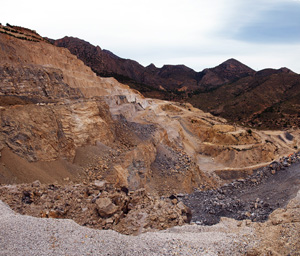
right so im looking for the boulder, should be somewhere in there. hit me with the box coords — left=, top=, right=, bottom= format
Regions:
left=95, top=197, right=118, bottom=218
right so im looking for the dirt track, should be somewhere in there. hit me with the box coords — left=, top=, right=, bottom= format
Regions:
left=182, top=152, right=300, bottom=225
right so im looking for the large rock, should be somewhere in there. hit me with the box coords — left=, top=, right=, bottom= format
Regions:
left=95, top=197, right=118, bottom=218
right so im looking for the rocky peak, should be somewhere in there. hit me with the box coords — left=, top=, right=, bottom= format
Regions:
left=210, top=58, right=255, bottom=78
left=197, top=59, right=256, bottom=91
left=278, top=67, right=294, bottom=74
left=146, top=63, right=156, bottom=69
left=54, top=36, right=100, bottom=59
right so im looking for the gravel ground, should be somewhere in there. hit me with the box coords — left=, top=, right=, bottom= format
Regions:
left=0, top=200, right=257, bottom=256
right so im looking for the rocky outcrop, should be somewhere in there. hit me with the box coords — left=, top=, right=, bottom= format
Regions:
left=0, top=64, right=82, bottom=100
left=0, top=100, right=114, bottom=162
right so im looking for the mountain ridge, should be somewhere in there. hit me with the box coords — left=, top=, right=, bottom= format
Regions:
left=53, top=36, right=300, bottom=129
left=53, top=37, right=257, bottom=92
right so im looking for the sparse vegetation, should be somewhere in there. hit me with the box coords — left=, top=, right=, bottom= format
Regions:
left=0, top=26, right=40, bottom=42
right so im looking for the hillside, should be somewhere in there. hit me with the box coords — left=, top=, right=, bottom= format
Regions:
left=189, top=67, right=300, bottom=129
left=0, top=24, right=300, bottom=254
left=53, top=36, right=300, bottom=129
left=1, top=26, right=298, bottom=193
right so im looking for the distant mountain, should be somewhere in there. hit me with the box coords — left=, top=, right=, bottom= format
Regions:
left=189, top=67, right=300, bottom=129
left=53, top=37, right=253, bottom=93
left=53, top=36, right=300, bottom=129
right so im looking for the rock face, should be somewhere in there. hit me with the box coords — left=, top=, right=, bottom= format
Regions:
left=0, top=65, right=82, bottom=100
left=0, top=25, right=299, bottom=195
left=54, top=36, right=300, bottom=129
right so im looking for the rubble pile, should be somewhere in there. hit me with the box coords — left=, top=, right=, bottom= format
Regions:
left=183, top=152, right=300, bottom=225
left=0, top=180, right=191, bottom=235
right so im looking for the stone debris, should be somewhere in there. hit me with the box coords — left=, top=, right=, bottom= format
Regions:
left=183, top=151, right=300, bottom=225
left=1, top=190, right=300, bottom=255
left=0, top=181, right=191, bottom=235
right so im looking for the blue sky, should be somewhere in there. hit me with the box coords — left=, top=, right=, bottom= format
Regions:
left=2, top=0, right=300, bottom=73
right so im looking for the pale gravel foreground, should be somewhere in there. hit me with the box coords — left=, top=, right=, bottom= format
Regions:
left=0, top=201, right=257, bottom=256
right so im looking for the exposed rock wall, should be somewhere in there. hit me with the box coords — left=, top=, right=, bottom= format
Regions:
left=0, top=33, right=139, bottom=100
left=0, top=64, right=82, bottom=100
left=0, top=100, right=114, bottom=162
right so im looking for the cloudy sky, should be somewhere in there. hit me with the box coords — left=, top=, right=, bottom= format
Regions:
left=2, top=0, right=300, bottom=73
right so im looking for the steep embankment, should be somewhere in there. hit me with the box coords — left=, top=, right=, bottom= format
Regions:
left=0, top=25, right=299, bottom=196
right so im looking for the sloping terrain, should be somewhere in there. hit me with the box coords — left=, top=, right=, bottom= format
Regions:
left=0, top=26, right=299, bottom=195
left=189, top=67, right=300, bottom=129
left=54, top=36, right=300, bottom=129
left=183, top=153, right=300, bottom=225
